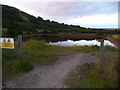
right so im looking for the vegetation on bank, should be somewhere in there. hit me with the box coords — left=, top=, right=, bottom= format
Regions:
left=112, top=34, right=120, bottom=40
left=64, top=47, right=119, bottom=88
left=2, top=4, right=119, bottom=38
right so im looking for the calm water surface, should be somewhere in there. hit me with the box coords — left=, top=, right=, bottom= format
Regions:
left=48, top=39, right=115, bottom=47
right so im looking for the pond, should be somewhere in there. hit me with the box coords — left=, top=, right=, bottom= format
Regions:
left=26, top=35, right=116, bottom=47
left=48, top=39, right=116, bottom=47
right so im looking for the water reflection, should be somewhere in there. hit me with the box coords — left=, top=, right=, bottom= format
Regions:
left=30, top=35, right=103, bottom=42
left=48, top=39, right=115, bottom=47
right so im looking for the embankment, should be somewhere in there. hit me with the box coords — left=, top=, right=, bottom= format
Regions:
left=106, top=36, right=120, bottom=48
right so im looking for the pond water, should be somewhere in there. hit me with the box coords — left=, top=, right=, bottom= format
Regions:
left=28, top=35, right=116, bottom=47
left=48, top=39, right=115, bottom=47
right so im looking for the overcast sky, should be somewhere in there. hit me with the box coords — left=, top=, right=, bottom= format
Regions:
left=0, top=0, right=119, bottom=28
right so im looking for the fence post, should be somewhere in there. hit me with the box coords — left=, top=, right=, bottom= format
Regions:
left=100, top=39, right=104, bottom=67
left=18, top=35, right=22, bottom=62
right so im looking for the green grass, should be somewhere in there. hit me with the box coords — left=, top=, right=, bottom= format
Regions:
left=15, top=60, right=33, bottom=73
left=3, top=59, right=33, bottom=82
left=64, top=50, right=119, bottom=88
left=2, top=39, right=118, bottom=83
left=104, top=45, right=118, bottom=52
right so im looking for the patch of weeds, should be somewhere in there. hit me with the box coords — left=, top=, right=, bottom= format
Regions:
left=104, top=45, right=118, bottom=52
left=15, top=60, right=33, bottom=73
left=64, top=57, right=118, bottom=88
left=79, top=45, right=99, bottom=53
left=64, top=63, right=95, bottom=88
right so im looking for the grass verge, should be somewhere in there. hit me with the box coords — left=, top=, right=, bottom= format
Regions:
left=64, top=50, right=119, bottom=88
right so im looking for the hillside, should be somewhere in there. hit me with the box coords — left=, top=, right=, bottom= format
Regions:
left=1, top=4, right=119, bottom=38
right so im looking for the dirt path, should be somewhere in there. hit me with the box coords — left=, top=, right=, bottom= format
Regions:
left=3, top=53, right=98, bottom=88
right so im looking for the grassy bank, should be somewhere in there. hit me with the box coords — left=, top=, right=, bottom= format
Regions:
left=2, top=39, right=118, bottom=83
left=112, top=34, right=120, bottom=40
left=64, top=47, right=119, bottom=88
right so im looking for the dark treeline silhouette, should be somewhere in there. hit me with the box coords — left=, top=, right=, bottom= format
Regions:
left=1, top=4, right=119, bottom=38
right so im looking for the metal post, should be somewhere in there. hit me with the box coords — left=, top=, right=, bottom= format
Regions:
left=18, top=35, right=22, bottom=62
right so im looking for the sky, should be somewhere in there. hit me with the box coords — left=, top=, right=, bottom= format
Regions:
left=0, top=0, right=119, bottom=28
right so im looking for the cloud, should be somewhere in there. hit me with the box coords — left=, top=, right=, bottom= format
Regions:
left=66, top=13, right=118, bottom=28
left=0, top=2, right=118, bottom=16
left=0, top=1, right=118, bottom=28
left=32, top=2, right=118, bottom=16
left=0, top=0, right=119, bottom=3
